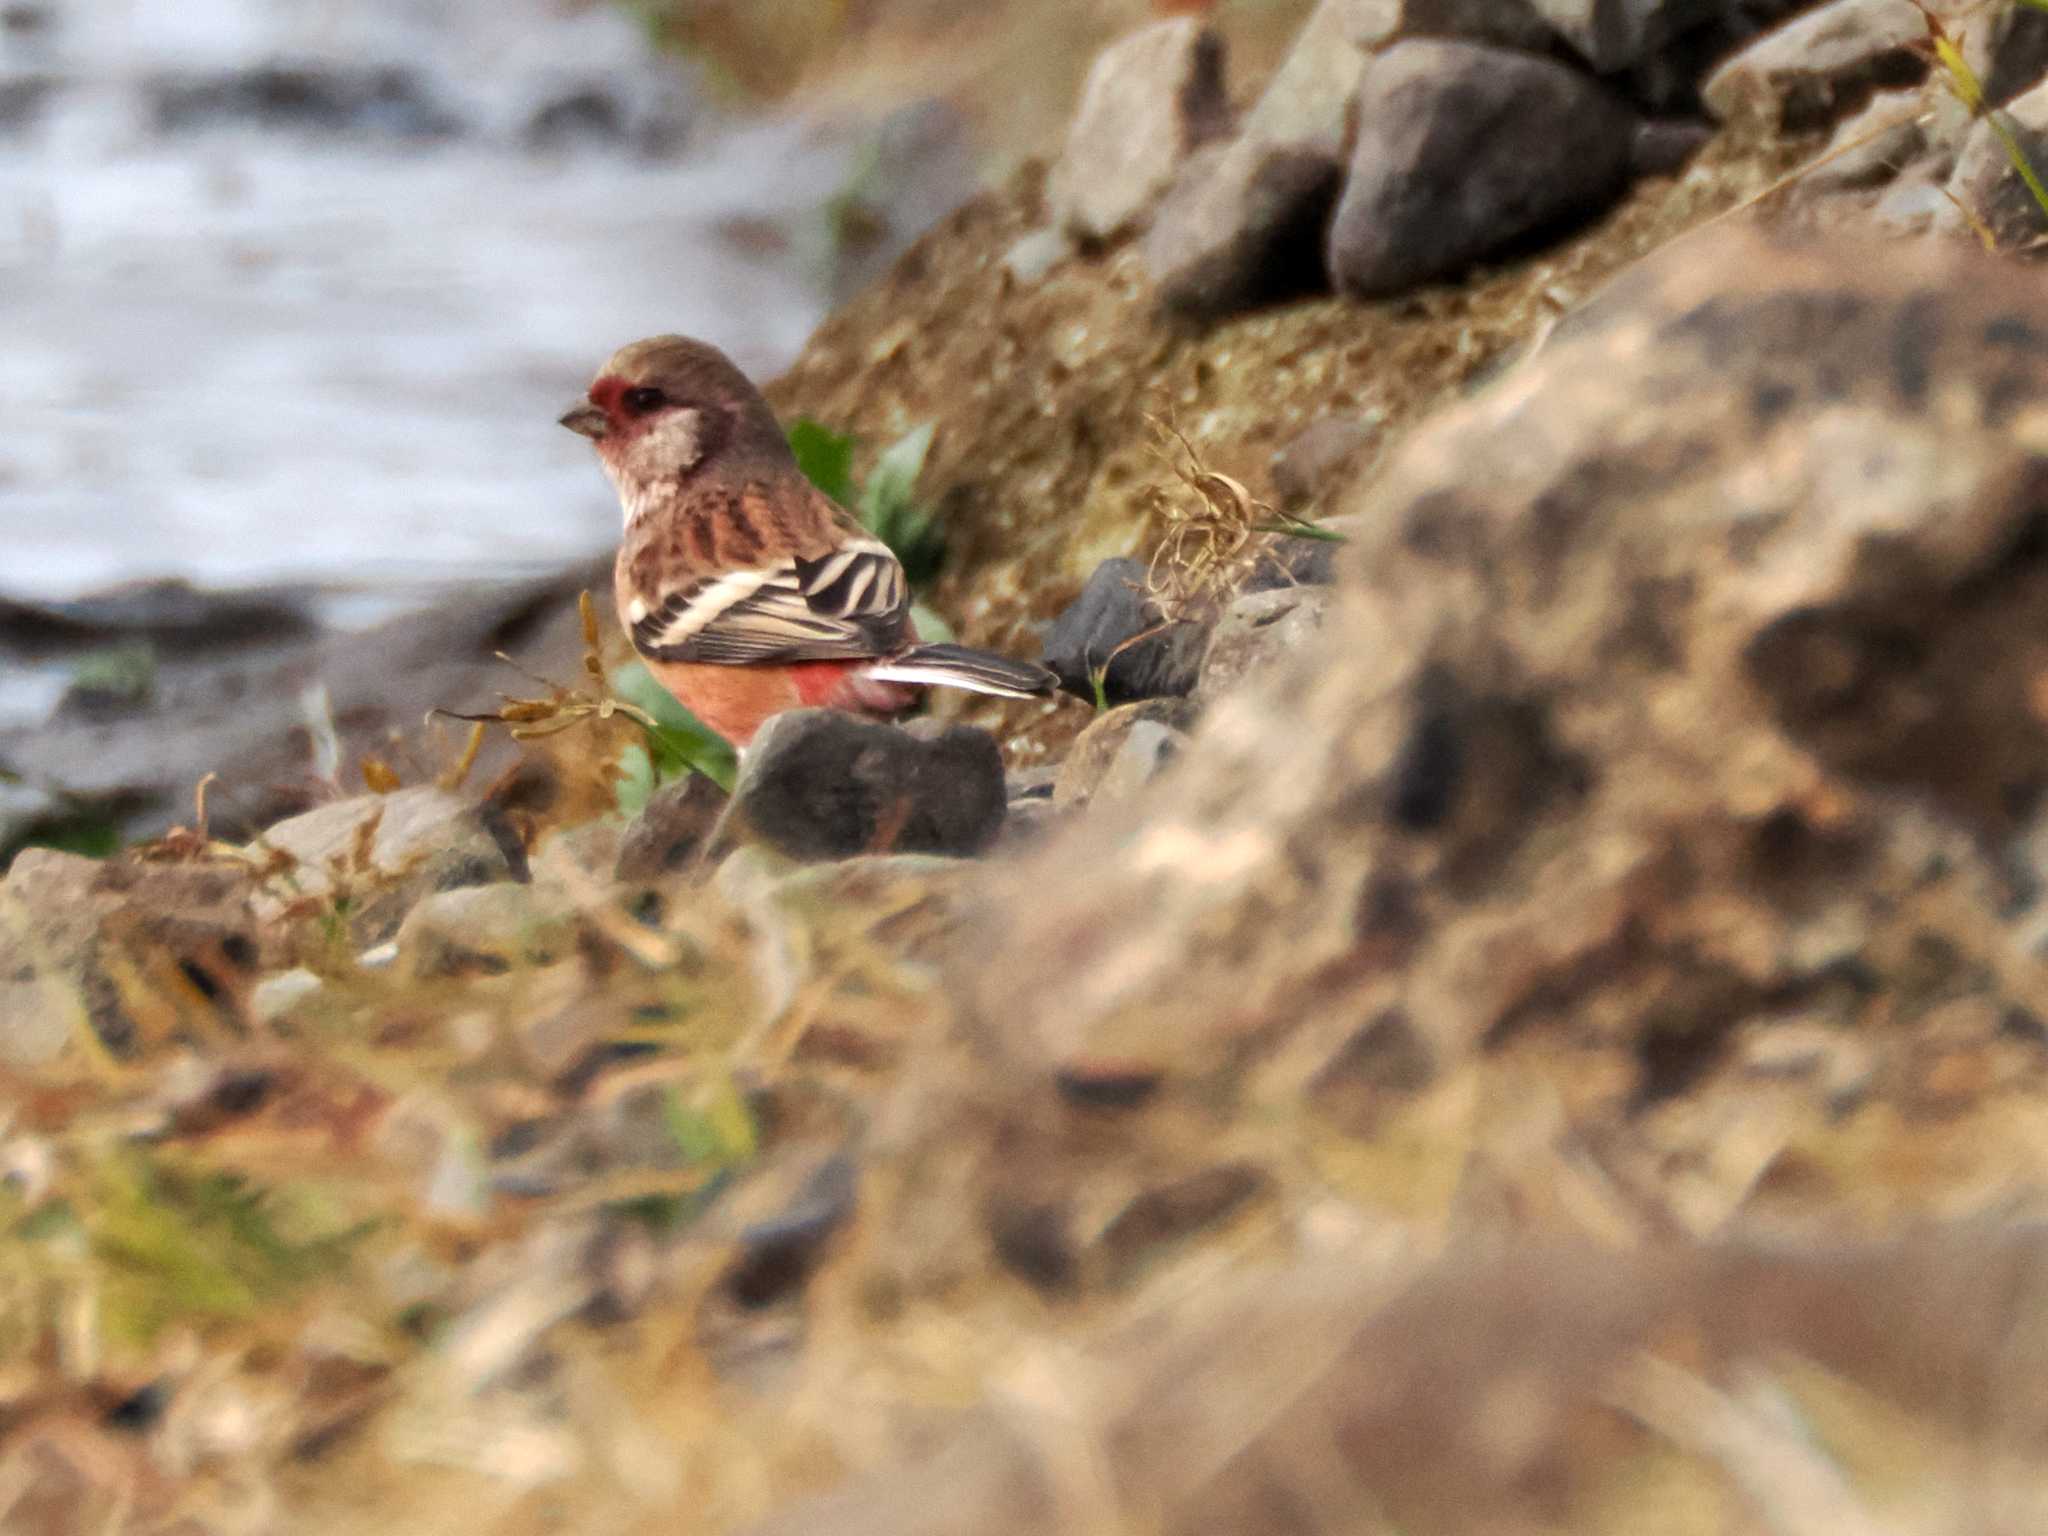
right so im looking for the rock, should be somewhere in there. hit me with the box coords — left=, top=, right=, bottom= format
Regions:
left=1097, top=1161, right=1270, bottom=1279
left=1097, top=719, right=1191, bottom=806
left=729, top=711, right=1007, bottom=861
left=0, top=578, right=317, bottom=659
left=146, top=64, right=460, bottom=138
left=394, top=882, right=578, bottom=980
left=1629, top=116, right=1716, bottom=178
left=254, top=786, right=526, bottom=947
left=1526, top=0, right=1691, bottom=73
left=0, top=561, right=605, bottom=846
left=1701, top=0, right=1930, bottom=132
left=1052, top=1056, right=1166, bottom=1109
left=1326, top=41, right=1639, bottom=301
left=1049, top=18, right=1230, bottom=244
left=249, top=967, right=324, bottom=1029
left=957, top=222, right=2048, bottom=1106
left=1802, top=88, right=1929, bottom=191
left=998, top=225, right=1072, bottom=285
left=1868, top=164, right=1952, bottom=234
left=1055, top=701, right=1201, bottom=808
left=0, top=850, right=259, bottom=1058
left=1941, top=75, right=2048, bottom=250
left=1196, top=586, right=1334, bottom=704
left=721, top=1154, right=859, bottom=1308
left=1269, top=414, right=1377, bottom=505
left=1963, top=0, right=2048, bottom=110
left=1141, top=0, right=1366, bottom=313
left=612, top=774, right=728, bottom=882
left=1354, top=0, right=1561, bottom=53
left=528, top=817, right=626, bottom=891
left=1041, top=558, right=1210, bottom=704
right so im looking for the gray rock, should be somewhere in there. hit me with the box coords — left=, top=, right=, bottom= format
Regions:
left=1094, top=719, right=1191, bottom=806
left=1528, top=0, right=1702, bottom=72
left=1352, top=0, right=1560, bottom=51
left=1326, top=40, right=1638, bottom=301
left=731, top=711, right=1008, bottom=861
left=1630, top=115, right=1716, bottom=178
left=1942, top=76, right=2048, bottom=251
left=1055, top=700, right=1202, bottom=808
left=612, top=774, right=727, bottom=882
left=1042, top=557, right=1210, bottom=704
left=999, top=225, right=1073, bottom=286
left=253, top=785, right=525, bottom=947
left=1803, top=88, right=1928, bottom=192
left=1050, top=18, right=1230, bottom=244
left=1964, top=0, right=2048, bottom=110
left=1141, top=0, right=1367, bottom=314
left=250, top=966, right=324, bottom=1029
left=0, top=849, right=259, bottom=1057
left=1701, top=0, right=1928, bottom=131
left=527, top=816, right=625, bottom=891
left=0, top=560, right=606, bottom=847
left=395, top=881, right=578, bottom=980
left=1197, top=586, right=1335, bottom=704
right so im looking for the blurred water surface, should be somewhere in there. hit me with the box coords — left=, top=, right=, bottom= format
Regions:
left=0, top=0, right=913, bottom=622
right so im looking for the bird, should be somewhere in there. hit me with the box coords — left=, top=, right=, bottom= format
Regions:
left=559, top=334, right=1057, bottom=750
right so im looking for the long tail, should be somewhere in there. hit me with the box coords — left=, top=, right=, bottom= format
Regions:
left=862, top=643, right=1058, bottom=699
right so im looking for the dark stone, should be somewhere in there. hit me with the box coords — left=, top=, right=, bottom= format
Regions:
left=145, top=65, right=459, bottom=139
left=986, top=1196, right=1078, bottom=1292
left=1630, top=116, right=1716, bottom=178
left=1098, top=1162, right=1269, bottom=1275
left=1701, top=0, right=1930, bottom=132
left=1327, top=40, right=1639, bottom=301
left=1387, top=675, right=1465, bottom=831
left=1141, top=0, right=1366, bottom=315
left=1053, top=1056, right=1166, bottom=1109
left=722, top=1155, right=858, bottom=1309
left=0, top=578, right=317, bottom=658
left=1041, top=558, right=1209, bottom=704
left=613, top=773, right=729, bottom=881
left=734, top=712, right=1008, bottom=861
left=1967, top=1, right=2048, bottom=109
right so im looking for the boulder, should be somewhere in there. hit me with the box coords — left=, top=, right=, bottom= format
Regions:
left=253, top=785, right=525, bottom=947
left=1048, top=18, right=1230, bottom=244
left=1327, top=40, right=1639, bottom=300
left=0, top=849, right=259, bottom=1059
left=727, top=711, right=1008, bottom=862
left=1141, top=0, right=1367, bottom=314
left=1701, top=0, right=1930, bottom=131
left=1041, top=557, right=1210, bottom=704
left=957, top=222, right=2048, bottom=1106
left=1195, top=585, right=1335, bottom=704
left=1941, top=74, right=2048, bottom=251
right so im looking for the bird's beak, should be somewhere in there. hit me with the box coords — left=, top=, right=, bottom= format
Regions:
left=558, top=401, right=610, bottom=440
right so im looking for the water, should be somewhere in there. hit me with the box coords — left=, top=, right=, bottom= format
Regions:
left=0, top=0, right=919, bottom=619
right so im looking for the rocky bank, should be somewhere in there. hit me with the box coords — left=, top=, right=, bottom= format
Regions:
left=11, top=2, right=2048, bottom=1533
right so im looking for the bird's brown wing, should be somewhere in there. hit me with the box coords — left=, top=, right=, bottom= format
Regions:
left=622, top=480, right=912, bottom=666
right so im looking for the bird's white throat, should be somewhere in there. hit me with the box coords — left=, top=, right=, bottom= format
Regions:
left=608, top=407, right=706, bottom=526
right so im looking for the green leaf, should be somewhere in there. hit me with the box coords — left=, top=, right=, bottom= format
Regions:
left=859, top=422, right=946, bottom=587
left=786, top=417, right=858, bottom=505
left=614, top=742, right=659, bottom=817
left=858, top=421, right=934, bottom=524
left=609, top=660, right=739, bottom=793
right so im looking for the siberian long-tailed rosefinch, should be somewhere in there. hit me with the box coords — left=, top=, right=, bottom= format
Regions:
left=560, top=335, right=1055, bottom=749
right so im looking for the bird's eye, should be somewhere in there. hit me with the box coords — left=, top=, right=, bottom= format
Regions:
left=622, top=387, right=666, bottom=415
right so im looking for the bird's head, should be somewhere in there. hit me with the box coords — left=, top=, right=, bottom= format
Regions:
left=559, top=335, right=791, bottom=515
